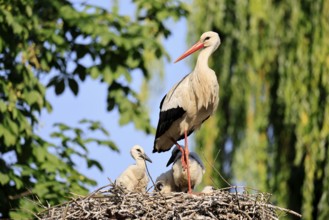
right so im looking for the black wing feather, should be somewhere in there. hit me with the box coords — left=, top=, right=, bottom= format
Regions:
left=155, top=107, right=186, bottom=139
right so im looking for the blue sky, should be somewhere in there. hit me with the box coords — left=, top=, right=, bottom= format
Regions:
left=37, top=0, right=198, bottom=191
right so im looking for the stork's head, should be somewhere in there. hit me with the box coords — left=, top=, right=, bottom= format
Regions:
left=166, top=146, right=183, bottom=167
left=131, top=145, right=152, bottom=163
left=200, top=31, right=221, bottom=52
left=155, top=181, right=164, bottom=192
left=174, top=31, right=221, bottom=63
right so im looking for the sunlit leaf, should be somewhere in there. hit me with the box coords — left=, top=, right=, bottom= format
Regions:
left=0, top=173, right=10, bottom=185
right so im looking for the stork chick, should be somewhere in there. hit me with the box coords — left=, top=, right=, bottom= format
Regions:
left=167, top=146, right=205, bottom=193
left=201, top=185, right=216, bottom=194
left=154, top=169, right=178, bottom=193
left=115, top=145, right=152, bottom=192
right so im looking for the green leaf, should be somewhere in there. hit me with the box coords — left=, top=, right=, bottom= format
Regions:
left=87, top=159, right=103, bottom=171
left=45, top=51, right=52, bottom=62
left=0, top=173, right=10, bottom=185
left=52, top=34, right=64, bottom=45
left=0, top=100, right=6, bottom=112
left=55, top=79, right=65, bottom=95
left=40, top=58, right=50, bottom=71
left=90, top=67, right=99, bottom=79
left=119, top=111, right=131, bottom=125
left=6, top=119, right=19, bottom=135
left=2, top=127, right=16, bottom=146
left=47, top=76, right=59, bottom=88
left=103, top=66, right=113, bottom=84
left=97, top=140, right=119, bottom=152
left=3, top=10, right=14, bottom=25
left=12, top=176, right=24, bottom=189
left=75, top=64, right=86, bottom=81
left=33, top=146, right=47, bottom=162
left=25, top=90, right=42, bottom=106
left=26, top=5, right=32, bottom=17
left=54, top=122, right=70, bottom=131
left=68, top=78, right=79, bottom=96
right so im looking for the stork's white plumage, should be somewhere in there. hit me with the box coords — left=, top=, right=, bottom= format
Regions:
left=115, top=145, right=152, bottom=192
left=167, top=146, right=205, bottom=193
left=153, top=31, right=221, bottom=193
left=201, top=185, right=216, bottom=194
left=154, top=169, right=178, bottom=193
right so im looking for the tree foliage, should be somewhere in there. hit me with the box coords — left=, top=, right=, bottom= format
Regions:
left=189, top=0, right=329, bottom=219
left=0, top=0, right=187, bottom=218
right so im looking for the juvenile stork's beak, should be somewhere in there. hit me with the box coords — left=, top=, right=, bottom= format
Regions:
left=174, top=41, right=204, bottom=63
left=142, top=153, right=152, bottom=163
left=166, top=153, right=176, bottom=167
left=166, top=150, right=181, bottom=167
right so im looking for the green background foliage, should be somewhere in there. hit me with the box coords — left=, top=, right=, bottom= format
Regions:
left=0, top=0, right=187, bottom=218
left=189, top=0, right=329, bottom=219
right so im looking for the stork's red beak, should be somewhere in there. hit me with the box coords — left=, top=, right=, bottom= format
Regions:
left=174, top=41, right=204, bottom=63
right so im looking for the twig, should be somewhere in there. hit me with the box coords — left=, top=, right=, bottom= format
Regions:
left=145, top=160, right=170, bottom=209
left=20, top=207, right=42, bottom=220
left=9, top=190, right=34, bottom=200
left=84, top=182, right=113, bottom=200
left=202, top=150, right=241, bottom=211
left=145, top=160, right=156, bottom=191
left=263, top=204, right=302, bottom=218
left=201, top=151, right=231, bottom=187
left=61, top=203, right=69, bottom=220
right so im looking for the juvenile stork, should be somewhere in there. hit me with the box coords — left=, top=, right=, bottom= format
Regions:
left=154, top=169, right=178, bottom=193
left=153, top=31, right=220, bottom=193
left=201, top=185, right=216, bottom=194
left=115, top=145, right=152, bottom=192
left=166, top=146, right=205, bottom=193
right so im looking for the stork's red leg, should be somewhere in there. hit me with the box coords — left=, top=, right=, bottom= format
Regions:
left=184, top=129, right=192, bottom=194
left=173, top=141, right=187, bottom=170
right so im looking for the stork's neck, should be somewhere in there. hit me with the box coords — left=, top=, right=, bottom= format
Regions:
left=136, top=159, right=146, bottom=168
left=194, top=47, right=214, bottom=74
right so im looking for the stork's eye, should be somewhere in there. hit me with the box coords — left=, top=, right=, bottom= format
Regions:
left=136, top=149, right=142, bottom=153
left=204, top=36, right=210, bottom=41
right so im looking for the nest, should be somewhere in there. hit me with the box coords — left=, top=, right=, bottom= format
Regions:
left=37, top=184, right=301, bottom=220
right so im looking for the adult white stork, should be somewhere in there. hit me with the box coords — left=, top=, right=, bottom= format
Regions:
left=153, top=31, right=220, bottom=194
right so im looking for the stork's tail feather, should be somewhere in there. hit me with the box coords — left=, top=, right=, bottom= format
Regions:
left=153, top=139, right=173, bottom=153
